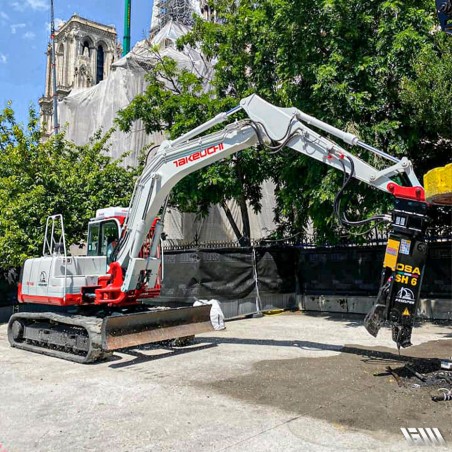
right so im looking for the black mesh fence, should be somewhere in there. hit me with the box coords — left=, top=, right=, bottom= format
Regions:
left=298, top=246, right=385, bottom=296
left=422, top=242, right=452, bottom=298
left=0, top=269, right=19, bottom=323
left=298, top=242, right=451, bottom=299
left=157, top=241, right=451, bottom=318
left=198, top=249, right=255, bottom=300
left=0, top=269, right=19, bottom=307
left=157, top=246, right=299, bottom=318
left=0, top=241, right=450, bottom=320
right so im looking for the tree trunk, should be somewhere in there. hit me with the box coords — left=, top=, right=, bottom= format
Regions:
left=221, top=201, right=243, bottom=243
left=238, top=195, right=251, bottom=246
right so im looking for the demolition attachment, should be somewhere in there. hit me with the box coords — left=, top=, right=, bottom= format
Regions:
left=364, top=199, right=429, bottom=349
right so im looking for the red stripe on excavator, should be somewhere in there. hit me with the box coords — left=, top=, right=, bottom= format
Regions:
left=387, top=183, right=426, bottom=202
left=17, top=282, right=23, bottom=302
left=19, top=293, right=82, bottom=306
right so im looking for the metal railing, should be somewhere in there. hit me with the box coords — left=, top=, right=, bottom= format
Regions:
left=162, top=226, right=452, bottom=251
left=43, top=214, right=68, bottom=301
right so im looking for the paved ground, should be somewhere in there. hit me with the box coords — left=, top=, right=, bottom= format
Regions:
left=1, top=312, right=452, bottom=451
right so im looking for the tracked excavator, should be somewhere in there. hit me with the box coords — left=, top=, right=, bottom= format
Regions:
left=7, top=94, right=449, bottom=363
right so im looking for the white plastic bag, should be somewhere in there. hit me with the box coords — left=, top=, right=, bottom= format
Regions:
left=193, top=299, right=226, bottom=330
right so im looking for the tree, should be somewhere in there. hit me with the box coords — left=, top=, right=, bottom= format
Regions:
left=400, top=31, right=452, bottom=167
left=116, top=49, right=273, bottom=244
left=0, top=104, right=138, bottom=268
left=119, top=1, right=450, bottom=243
left=179, top=0, right=447, bottom=240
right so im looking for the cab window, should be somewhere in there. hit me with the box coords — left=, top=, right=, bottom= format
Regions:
left=101, top=221, right=119, bottom=257
left=87, top=220, right=119, bottom=257
left=87, top=223, right=100, bottom=256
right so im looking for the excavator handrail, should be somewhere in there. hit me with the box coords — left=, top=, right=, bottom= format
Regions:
left=43, top=214, right=68, bottom=301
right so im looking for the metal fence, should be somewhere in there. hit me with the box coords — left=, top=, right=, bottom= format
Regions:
left=162, top=223, right=452, bottom=251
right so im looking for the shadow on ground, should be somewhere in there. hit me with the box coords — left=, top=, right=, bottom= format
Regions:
left=298, top=311, right=365, bottom=328
left=195, top=337, right=452, bottom=439
left=298, top=310, right=452, bottom=332
left=108, top=342, right=217, bottom=369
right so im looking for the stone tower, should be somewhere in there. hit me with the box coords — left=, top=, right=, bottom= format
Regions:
left=39, top=14, right=120, bottom=136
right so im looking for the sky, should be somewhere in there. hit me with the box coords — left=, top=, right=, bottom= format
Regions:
left=0, top=0, right=154, bottom=125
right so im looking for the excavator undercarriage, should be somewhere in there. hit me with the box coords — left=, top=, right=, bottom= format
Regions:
left=8, top=305, right=212, bottom=363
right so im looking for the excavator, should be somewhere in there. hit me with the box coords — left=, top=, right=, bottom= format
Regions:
left=7, top=94, right=450, bottom=363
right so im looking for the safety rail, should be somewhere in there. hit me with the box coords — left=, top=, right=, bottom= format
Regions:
left=43, top=214, right=68, bottom=301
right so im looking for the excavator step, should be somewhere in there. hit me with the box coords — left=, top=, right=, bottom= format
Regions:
left=7, top=305, right=213, bottom=363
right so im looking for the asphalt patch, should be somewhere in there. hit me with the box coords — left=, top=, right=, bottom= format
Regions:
left=199, top=339, right=452, bottom=438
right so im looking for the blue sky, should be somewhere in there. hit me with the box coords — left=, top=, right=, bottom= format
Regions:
left=0, top=0, right=154, bottom=125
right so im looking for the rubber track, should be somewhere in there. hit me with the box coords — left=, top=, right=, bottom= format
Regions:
left=7, top=312, right=108, bottom=364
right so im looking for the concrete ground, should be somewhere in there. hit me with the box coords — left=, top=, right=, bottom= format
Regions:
left=1, top=312, right=452, bottom=451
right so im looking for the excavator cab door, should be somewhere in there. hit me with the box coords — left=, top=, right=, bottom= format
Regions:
left=87, top=218, right=121, bottom=262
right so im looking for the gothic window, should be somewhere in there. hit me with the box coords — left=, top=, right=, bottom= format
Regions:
left=96, top=45, right=105, bottom=84
left=57, top=43, right=64, bottom=86
left=81, top=40, right=91, bottom=57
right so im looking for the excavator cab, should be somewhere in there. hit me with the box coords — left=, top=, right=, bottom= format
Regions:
left=86, top=207, right=127, bottom=264
left=87, top=219, right=120, bottom=258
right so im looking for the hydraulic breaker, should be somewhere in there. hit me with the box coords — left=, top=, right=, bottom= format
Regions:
left=364, top=199, right=429, bottom=348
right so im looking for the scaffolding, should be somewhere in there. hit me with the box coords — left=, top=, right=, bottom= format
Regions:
left=151, top=0, right=201, bottom=36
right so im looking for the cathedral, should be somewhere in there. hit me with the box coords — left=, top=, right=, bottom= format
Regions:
left=39, top=2, right=213, bottom=136
left=39, top=15, right=120, bottom=136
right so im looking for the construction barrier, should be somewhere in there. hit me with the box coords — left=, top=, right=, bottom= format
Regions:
left=0, top=243, right=450, bottom=322
left=157, top=242, right=451, bottom=319
left=156, top=247, right=298, bottom=318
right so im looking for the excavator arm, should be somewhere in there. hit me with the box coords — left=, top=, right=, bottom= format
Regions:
left=114, top=94, right=428, bottom=349
left=114, top=120, right=259, bottom=287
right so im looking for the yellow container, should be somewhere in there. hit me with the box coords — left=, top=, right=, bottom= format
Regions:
left=423, top=163, right=452, bottom=205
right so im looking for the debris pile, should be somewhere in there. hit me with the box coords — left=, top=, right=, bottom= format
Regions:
left=382, top=358, right=452, bottom=401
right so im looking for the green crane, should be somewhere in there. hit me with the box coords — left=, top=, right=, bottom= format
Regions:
left=123, top=0, right=131, bottom=56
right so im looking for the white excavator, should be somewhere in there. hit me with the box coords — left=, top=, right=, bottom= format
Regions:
left=7, top=94, right=438, bottom=363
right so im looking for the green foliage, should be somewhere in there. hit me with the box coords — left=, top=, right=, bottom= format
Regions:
left=181, top=0, right=448, bottom=240
left=119, top=1, right=451, bottom=242
left=400, top=32, right=452, bottom=168
left=0, top=105, right=137, bottom=268
left=402, top=35, right=452, bottom=135
left=116, top=51, right=220, bottom=137
left=116, top=48, right=273, bottom=242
